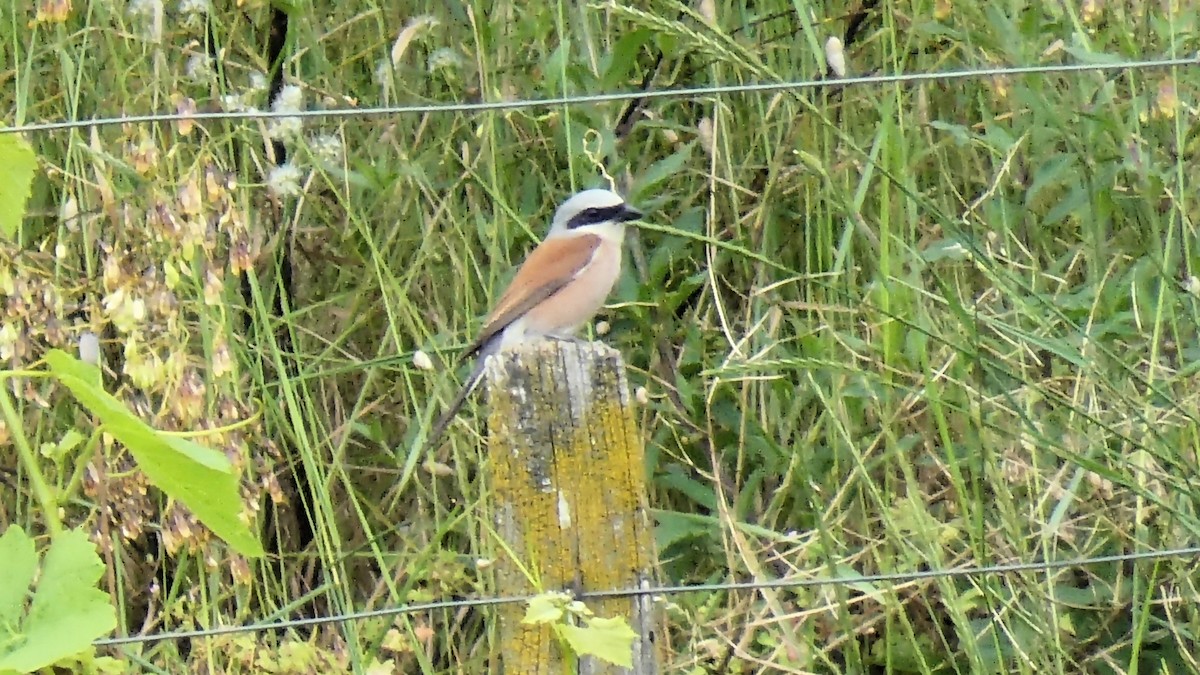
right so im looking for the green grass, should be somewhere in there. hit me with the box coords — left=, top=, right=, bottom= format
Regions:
left=4, top=0, right=1200, bottom=672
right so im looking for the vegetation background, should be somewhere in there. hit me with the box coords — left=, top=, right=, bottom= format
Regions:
left=3, top=0, right=1200, bottom=672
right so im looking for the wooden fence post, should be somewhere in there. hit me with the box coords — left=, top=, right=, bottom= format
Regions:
left=485, top=340, right=658, bottom=674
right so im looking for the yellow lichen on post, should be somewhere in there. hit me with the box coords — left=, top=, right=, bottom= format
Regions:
left=485, top=341, right=658, bottom=674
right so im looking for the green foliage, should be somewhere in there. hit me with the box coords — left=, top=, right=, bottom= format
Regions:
left=522, top=592, right=638, bottom=669
left=0, top=526, right=116, bottom=674
left=629, top=143, right=694, bottom=203
left=0, top=134, right=36, bottom=240
left=45, top=350, right=263, bottom=558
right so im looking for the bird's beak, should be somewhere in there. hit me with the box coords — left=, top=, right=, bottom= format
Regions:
left=619, top=205, right=643, bottom=222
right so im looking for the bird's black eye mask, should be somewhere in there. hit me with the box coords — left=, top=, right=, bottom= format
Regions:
left=567, top=204, right=642, bottom=229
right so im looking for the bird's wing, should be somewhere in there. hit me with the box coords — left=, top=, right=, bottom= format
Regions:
left=461, top=233, right=602, bottom=358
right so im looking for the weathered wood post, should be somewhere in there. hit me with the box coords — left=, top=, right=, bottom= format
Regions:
left=485, top=340, right=658, bottom=674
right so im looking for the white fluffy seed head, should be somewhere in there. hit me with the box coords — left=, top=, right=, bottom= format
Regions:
left=413, top=350, right=434, bottom=371
left=825, top=37, right=846, bottom=78
left=78, top=332, right=100, bottom=365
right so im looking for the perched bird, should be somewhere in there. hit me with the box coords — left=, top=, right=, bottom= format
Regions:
left=421, top=188, right=642, bottom=452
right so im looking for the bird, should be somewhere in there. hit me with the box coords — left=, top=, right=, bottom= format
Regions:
left=420, top=187, right=642, bottom=453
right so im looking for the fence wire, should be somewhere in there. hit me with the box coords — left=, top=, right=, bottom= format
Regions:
left=5, top=55, right=1197, bottom=136
left=93, top=544, right=1200, bottom=647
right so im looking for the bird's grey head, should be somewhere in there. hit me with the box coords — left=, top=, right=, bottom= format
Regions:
left=547, top=188, right=642, bottom=237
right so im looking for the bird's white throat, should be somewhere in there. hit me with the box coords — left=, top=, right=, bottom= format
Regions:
left=567, top=220, right=627, bottom=244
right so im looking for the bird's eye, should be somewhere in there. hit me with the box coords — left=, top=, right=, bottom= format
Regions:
left=567, top=205, right=628, bottom=229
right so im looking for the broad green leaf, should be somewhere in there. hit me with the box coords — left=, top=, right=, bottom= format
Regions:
left=1063, top=46, right=1130, bottom=65
left=0, top=134, right=37, bottom=240
left=826, top=564, right=886, bottom=599
left=928, top=120, right=973, bottom=145
left=654, top=510, right=715, bottom=550
left=653, top=32, right=677, bottom=59
left=866, top=629, right=940, bottom=669
left=990, top=324, right=1086, bottom=368
left=630, top=144, right=693, bottom=201
left=657, top=468, right=717, bottom=510
left=557, top=615, right=637, bottom=668
left=45, top=350, right=264, bottom=557
left=0, top=526, right=38, bottom=628
left=0, top=527, right=116, bottom=673
left=920, top=238, right=971, bottom=263
left=1025, top=155, right=1076, bottom=206
left=41, top=428, right=87, bottom=461
left=542, top=41, right=571, bottom=94
left=601, top=29, right=653, bottom=90
left=269, top=0, right=303, bottom=14
left=1043, top=184, right=1089, bottom=227
left=522, top=593, right=567, bottom=625
left=971, top=615, right=1039, bottom=665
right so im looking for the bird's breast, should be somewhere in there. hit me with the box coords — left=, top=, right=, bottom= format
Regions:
left=521, top=240, right=622, bottom=338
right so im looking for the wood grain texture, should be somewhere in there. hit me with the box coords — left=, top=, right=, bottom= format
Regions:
left=485, top=341, right=658, bottom=674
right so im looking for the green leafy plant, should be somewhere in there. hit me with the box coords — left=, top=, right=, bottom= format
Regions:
left=0, top=526, right=116, bottom=674
left=43, top=350, right=264, bottom=557
left=0, top=348, right=263, bottom=556
left=0, top=134, right=36, bottom=240
left=522, top=592, right=639, bottom=669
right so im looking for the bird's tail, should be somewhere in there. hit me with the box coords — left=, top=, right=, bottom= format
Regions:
left=419, top=354, right=489, bottom=455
